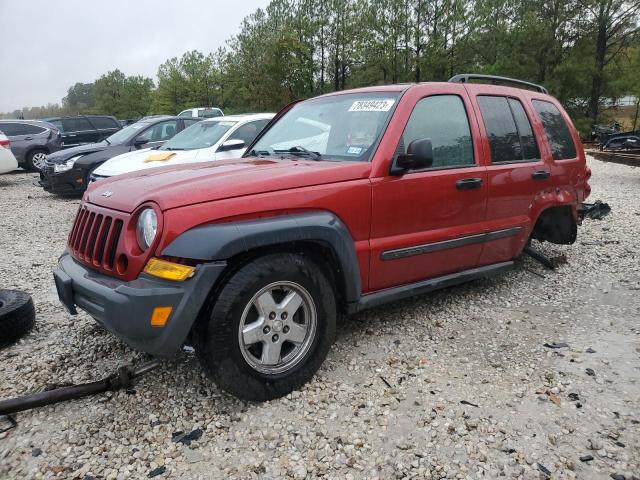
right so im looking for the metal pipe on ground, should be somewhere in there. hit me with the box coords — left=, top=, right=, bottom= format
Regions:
left=0, top=360, right=161, bottom=416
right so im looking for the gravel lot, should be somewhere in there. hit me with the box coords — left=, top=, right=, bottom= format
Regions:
left=0, top=156, right=638, bottom=480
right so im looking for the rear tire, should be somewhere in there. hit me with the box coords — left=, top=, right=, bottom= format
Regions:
left=26, top=149, right=48, bottom=172
left=0, top=289, right=35, bottom=348
left=194, top=253, right=336, bottom=401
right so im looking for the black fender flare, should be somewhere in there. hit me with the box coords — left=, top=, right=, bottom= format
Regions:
left=161, top=212, right=361, bottom=303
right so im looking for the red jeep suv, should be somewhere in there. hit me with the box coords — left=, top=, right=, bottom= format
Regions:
left=54, top=74, right=591, bottom=401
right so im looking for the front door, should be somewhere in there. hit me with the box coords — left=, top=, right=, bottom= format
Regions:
left=216, top=119, right=271, bottom=160
left=369, top=94, right=488, bottom=291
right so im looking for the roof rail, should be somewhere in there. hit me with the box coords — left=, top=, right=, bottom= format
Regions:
left=448, top=74, right=548, bottom=94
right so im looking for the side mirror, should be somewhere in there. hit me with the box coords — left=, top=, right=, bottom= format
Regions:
left=218, top=139, right=245, bottom=152
left=390, top=138, right=433, bottom=175
left=134, top=138, right=149, bottom=147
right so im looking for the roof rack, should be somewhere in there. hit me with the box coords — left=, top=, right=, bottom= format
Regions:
left=448, top=74, right=548, bottom=94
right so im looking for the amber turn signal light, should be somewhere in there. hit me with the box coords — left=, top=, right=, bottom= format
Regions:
left=143, top=258, right=195, bottom=281
left=150, top=306, right=173, bottom=327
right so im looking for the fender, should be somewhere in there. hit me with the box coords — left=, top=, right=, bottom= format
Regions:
left=161, top=212, right=361, bottom=303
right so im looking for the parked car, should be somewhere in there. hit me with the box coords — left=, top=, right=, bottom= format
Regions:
left=601, top=133, right=640, bottom=151
left=0, top=131, right=18, bottom=174
left=0, top=120, right=63, bottom=171
left=43, top=115, right=121, bottom=148
left=91, top=113, right=274, bottom=180
left=591, top=122, right=621, bottom=142
left=53, top=74, right=590, bottom=401
left=39, top=116, right=199, bottom=195
left=177, top=107, right=224, bottom=119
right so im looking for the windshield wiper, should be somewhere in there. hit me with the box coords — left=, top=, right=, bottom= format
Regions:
left=273, top=146, right=322, bottom=160
left=164, top=147, right=185, bottom=151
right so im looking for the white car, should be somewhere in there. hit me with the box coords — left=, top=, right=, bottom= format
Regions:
left=177, top=107, right=224, bottom=119
left=0, top=131, right=18, bottom=174
left=91, top=113, right=274, bottom=180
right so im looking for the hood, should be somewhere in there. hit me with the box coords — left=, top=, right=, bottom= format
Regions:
left=86, top=158, right=370, bottom=213
left=47, top=141, right=108, bottom=163
left=93, top=148, right=200, bottom=177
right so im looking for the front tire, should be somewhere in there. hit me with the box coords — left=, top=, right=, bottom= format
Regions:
left=26, top=149, right=48, bottom=172
left=194, top=253, right=336, bottom=401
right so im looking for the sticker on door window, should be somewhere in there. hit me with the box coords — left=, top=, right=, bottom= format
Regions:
left=348, top=99, right=395, bottom=112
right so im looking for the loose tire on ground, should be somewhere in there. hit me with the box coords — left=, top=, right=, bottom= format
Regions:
left=25, top=149, right=48, bottom=172
left=0, top=289, right=36, bottom=348
left=194, top=253, right=336, bottom=401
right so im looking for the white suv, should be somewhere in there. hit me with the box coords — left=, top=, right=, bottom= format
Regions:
left=177, top=107, right=224, bottom=119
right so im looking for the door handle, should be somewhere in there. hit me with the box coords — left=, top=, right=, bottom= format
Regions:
left=456, top=178, right=483, bottom=190
left=24, top=136, right=33, bottom=140
left=532, top=170, right=551, bottom=180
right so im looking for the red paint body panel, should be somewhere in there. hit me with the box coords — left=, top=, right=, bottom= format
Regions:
left=73, top=81, right=588, bottom=294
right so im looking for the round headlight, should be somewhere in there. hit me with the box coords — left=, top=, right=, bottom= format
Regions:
left=136, top=208, right=157, bottom=250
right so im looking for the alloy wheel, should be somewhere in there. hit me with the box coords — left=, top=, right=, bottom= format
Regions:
left=238, top=281, right=317, bottom=375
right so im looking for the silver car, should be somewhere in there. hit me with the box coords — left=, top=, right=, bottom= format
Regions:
left=0, top=120, right=63, bottom=171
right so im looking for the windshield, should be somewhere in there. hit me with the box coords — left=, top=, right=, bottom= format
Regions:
left=160, top=120, right=236, bottom=151
left=106, top=121, right=152, bottom=145
left=250, top=92, right=400, bottom=161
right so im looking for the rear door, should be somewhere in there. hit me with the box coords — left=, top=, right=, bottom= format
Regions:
left=61, top=117, right=96, bottom=146
left=369, top=89, right=488, bottom=291
left=467, top=88, right=549, bottom=265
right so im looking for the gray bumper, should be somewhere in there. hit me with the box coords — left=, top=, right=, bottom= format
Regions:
left=53, top=252, right=226, bottom=357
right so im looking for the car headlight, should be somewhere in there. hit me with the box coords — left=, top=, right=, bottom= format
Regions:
left=53, top=155, right=82, bottom=173
left=136, top=208, right=158, bottom=250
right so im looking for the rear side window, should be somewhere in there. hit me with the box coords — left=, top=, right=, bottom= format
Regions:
left=532, top=100, right=577, bottom=160
left=90, top=117, right=119, bottom=129
left=477, top=96, right=539, bottom=163
left=0, top=123, right=26, bottom=136
left=21, top=124, right=46, bottom=135
left=402, top=95, right=474, bottom=168
left=62, top=117, right=93, bottom=132
left=178, top=110, right=193, bottom=118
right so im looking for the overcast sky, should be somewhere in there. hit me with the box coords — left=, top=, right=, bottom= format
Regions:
left=0, top=0, right=269, bottom=112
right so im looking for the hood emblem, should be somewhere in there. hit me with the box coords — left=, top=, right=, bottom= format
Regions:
left=102, top=190, right=113, bottom=198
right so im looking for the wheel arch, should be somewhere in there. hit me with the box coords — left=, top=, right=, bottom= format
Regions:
left=530, top=204, right=578, bottom=245
left=162, top=212, right=362, bottom=311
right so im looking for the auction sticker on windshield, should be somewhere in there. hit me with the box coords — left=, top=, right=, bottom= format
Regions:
left=348, top=99, right=395, bottom=112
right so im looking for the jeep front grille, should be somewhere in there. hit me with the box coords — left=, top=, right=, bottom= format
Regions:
left=68, top=205, right=124, bottom=270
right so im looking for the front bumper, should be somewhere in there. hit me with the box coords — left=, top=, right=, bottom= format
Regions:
left=39, top=165, right=87, bottom=195
left=54, top=251, right=226, bottom=357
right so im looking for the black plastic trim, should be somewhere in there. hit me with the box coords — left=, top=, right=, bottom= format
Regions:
left=352, top=261, right=514, bottom=313
left=162, top=212, right=362, bottom=303
left=381, top=227, right=522, bottom=261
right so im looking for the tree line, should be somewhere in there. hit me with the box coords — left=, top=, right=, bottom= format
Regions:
left=3, top=0, right=639, bottom=136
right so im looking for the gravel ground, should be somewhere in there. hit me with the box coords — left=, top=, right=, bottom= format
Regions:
left=0, top=157, right=638, bottom=480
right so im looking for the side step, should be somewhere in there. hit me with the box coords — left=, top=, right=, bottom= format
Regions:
left=351, top=261, right=514, bottom=313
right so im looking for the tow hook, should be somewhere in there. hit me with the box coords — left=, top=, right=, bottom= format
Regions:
left=0, top=359, right=161, bottom=417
